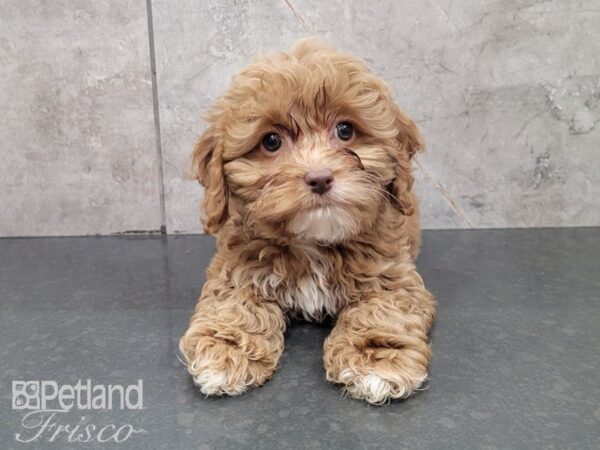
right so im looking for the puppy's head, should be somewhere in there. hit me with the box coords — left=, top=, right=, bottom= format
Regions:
left=192, top=39, right=422, bottom=243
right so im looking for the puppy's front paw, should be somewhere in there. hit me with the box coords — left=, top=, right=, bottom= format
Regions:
left=192, top=369, right=231, bottom=396
left=323, top=332, right=431, bottom=405
left=337, top=367, right=427, bottom=405
left=181, top=335, right=281, bottom=397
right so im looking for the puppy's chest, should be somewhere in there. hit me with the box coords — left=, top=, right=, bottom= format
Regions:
left=253, top=251, right=344, bottom=321
left=279, top=271, right=340, bottom=321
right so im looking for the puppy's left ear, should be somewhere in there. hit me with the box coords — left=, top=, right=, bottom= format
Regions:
left=388, top=104, right=424, bottom=215
left=394, top=103, right=424, bottom=159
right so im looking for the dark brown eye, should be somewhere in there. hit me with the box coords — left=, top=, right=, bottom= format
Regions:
left=335, top=122, right=354, bottom=141
left=262, top=132, right=282, bottom=152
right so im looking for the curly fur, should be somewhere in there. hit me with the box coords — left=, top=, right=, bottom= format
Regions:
left=179, top=39, right=435, bottom=404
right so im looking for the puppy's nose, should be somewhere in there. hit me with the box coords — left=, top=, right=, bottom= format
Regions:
left=304, top=169, right=334, bottom=195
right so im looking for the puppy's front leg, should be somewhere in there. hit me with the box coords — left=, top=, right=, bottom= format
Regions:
left=323, top=270, right=435, bottom=404
left=180, top=281, right=286, bottom=396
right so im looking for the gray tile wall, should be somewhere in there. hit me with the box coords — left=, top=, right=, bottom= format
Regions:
left=1, top=0, right=599, bottom=236
left=0, top=0, right=162, bottom=237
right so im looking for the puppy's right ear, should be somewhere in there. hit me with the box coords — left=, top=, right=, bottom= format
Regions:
left=190, top=125, right=229, bottom=234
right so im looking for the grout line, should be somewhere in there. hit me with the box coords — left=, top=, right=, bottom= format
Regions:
left=3, top=226, right=599, bottom=239
left=146, top=0, right=167, bottom=234
left=283, top=0, right=314, bottom=33
left=413, top=156, right=474, bottom=228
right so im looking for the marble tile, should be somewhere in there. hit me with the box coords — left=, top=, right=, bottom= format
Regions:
left=0, top=0, right=161, bottom=236
left=153, top=0, right=600, bottom=231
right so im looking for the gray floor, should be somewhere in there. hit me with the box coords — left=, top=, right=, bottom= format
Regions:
left=1, top=229, right=599, bottom=449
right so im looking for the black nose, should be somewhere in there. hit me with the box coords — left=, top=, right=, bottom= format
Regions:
left=304, top=169, right=334, bottom=195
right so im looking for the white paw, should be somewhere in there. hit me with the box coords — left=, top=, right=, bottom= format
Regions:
left=192, top=370, right=247, bottom=397
left=339, top=368, right=427, bottom=405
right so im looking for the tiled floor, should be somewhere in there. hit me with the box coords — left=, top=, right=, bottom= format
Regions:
left=1, top=229, right=599, bottom=449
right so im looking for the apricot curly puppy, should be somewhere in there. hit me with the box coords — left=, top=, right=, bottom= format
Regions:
left=180, top=39, right=435, bottom=405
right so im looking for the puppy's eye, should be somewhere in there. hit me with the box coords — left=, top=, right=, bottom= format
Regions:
left=335, top=122, right=354, bottom=141
left=261, top=132, right=282, bottom=152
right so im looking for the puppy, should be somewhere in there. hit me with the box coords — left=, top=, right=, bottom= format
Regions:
left=179, top=39, right=435, bottom=404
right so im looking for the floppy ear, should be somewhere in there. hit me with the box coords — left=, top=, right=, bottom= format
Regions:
left=388, top=104, right=424, bottom=216
left=394, top=103, right=424, bottom=159
left=190, top=125, right=229, bottom=234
